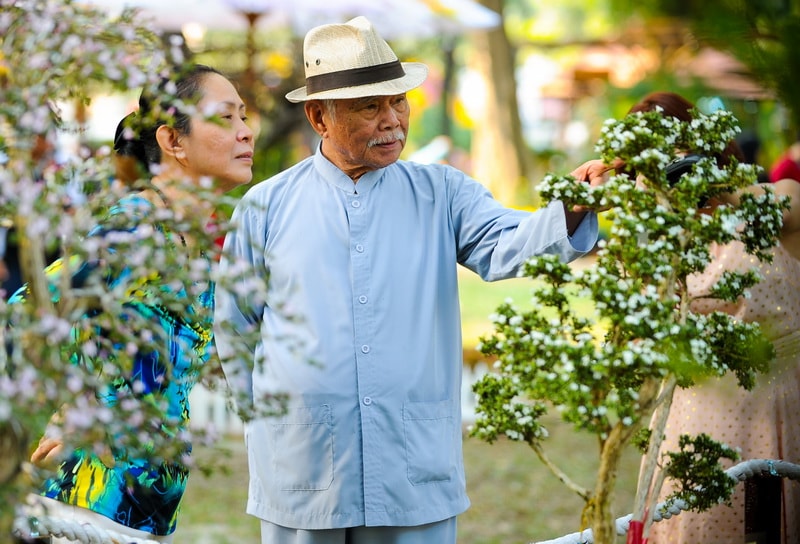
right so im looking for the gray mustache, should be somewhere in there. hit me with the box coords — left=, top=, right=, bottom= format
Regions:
left=368, top=131, right=405, bottom=147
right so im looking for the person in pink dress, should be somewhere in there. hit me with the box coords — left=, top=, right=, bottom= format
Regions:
left=629, top=92, right=800, bottom=544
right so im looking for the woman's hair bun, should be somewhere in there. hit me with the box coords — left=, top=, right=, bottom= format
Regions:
left=113, top=111, right=148, bottom=169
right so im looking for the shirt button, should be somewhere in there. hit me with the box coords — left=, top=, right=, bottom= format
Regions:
left=358, top=295, right=368, bottom=304
left=361, top=345, right=370, bottom=353
left=351, top=200, right=361, bottom=208
left=355, top=244, right=364, bottom=252
left=363, top=396, right=372, bottom=405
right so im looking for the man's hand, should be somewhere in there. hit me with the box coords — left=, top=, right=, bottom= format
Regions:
left=567, top=159, right=620, bottom=214
left=570, top=159, right=619, bottom=188
left=562, top=159, right=619, bottom=233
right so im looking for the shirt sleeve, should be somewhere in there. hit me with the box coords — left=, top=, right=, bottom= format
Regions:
left=448, top=168, right=598, bottom=280
left=213, top=196, right=267, bottom=406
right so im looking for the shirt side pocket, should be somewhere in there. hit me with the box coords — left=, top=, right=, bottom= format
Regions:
left=403, top=399, right=455, bottom=485
left=270, top=404, right=334, bottom=491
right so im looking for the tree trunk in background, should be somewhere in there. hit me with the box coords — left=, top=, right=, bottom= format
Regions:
left=0, top=419, right=27, bottom=541
left=470, top=0, right=533, bottom=206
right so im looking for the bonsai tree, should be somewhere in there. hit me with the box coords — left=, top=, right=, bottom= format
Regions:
left=470, top=107, right=787, bottom=543
left=0, top=1, right=276, bottom=539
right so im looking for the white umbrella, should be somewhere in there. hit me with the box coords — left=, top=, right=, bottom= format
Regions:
left=80, top=0, right=251, bottom=30
left=84, top=0, right=499, bottom=37
left=283, top=0, right=500, bottom=39
left=367, top=0, right=500, bottom=39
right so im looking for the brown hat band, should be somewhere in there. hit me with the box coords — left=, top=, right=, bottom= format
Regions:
left=305, top=60, right=406, bottom=94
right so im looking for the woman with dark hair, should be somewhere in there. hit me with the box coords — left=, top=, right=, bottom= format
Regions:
left=630, top=91, right=800, bottom=544
left=22, top=64, right=253, bottom=543
left=627, top=91, right=746, bottom=167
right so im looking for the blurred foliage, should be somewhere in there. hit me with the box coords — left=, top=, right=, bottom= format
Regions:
left=504, top=0, right=617, bottom=43
left=609, top=0, right=800, bottom=139
left=1, top=1, right=279, bottom=539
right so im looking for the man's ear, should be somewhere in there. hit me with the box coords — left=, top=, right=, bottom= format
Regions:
left=155, top=125, right=186, bottom=160
left=305, top=101, right=328, bottom=138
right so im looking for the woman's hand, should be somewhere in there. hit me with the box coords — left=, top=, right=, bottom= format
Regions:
left=31, top=437, right=64, bottom=468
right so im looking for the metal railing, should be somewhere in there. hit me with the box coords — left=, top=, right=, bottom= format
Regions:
left=534, top=459, right=800, bottom=544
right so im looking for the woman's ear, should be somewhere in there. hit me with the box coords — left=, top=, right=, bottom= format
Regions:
left=155, top=125, right=186, bottom=161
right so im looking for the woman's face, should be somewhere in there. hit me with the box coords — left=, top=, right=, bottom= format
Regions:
left=177, top=72, right=254, bottom=193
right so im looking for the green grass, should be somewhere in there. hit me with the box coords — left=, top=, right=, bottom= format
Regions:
left=178, top=439, right=257, bottom=543
left=459, top=422, right=639, bottom=544
left=458, top=267, right=535, bottom=348
left=458, top=259, right=597, bottom=349
left=178, top=255, right=641, bottom=543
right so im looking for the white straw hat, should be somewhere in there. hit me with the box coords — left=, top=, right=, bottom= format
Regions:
left=285, top=16, right=429, bottom=103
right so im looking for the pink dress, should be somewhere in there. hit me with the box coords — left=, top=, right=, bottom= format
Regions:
left=648, top=241, right=800, bottom=544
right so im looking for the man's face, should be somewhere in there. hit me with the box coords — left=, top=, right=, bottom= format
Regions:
left=319, top=94, right=410, bottom=181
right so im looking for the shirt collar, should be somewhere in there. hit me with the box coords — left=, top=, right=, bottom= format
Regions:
left=313, top=144, right=386, bottom=194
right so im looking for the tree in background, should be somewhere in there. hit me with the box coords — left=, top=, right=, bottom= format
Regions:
left=469, top=0, right=534, bottom=204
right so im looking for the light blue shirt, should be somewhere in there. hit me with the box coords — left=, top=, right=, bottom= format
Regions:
left=214, top=148, right=598, bottom=530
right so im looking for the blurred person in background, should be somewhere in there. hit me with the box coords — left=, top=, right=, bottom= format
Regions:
left=629, top=91, right=800, bottom=544
left=2, top=131, right=65, bottom=298
left=769, top=134, right=800, bottom=183
left=735, top=129, right=769, bottom=183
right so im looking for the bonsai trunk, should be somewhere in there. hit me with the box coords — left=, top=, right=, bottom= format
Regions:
left=586, top=422, right=629, bottom=544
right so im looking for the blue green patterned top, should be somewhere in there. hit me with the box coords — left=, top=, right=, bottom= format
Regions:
left=16, top=194, right=213, bottom=536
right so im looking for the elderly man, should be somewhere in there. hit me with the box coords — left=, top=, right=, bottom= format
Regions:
left=215, top=15, right=605, bottom=544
